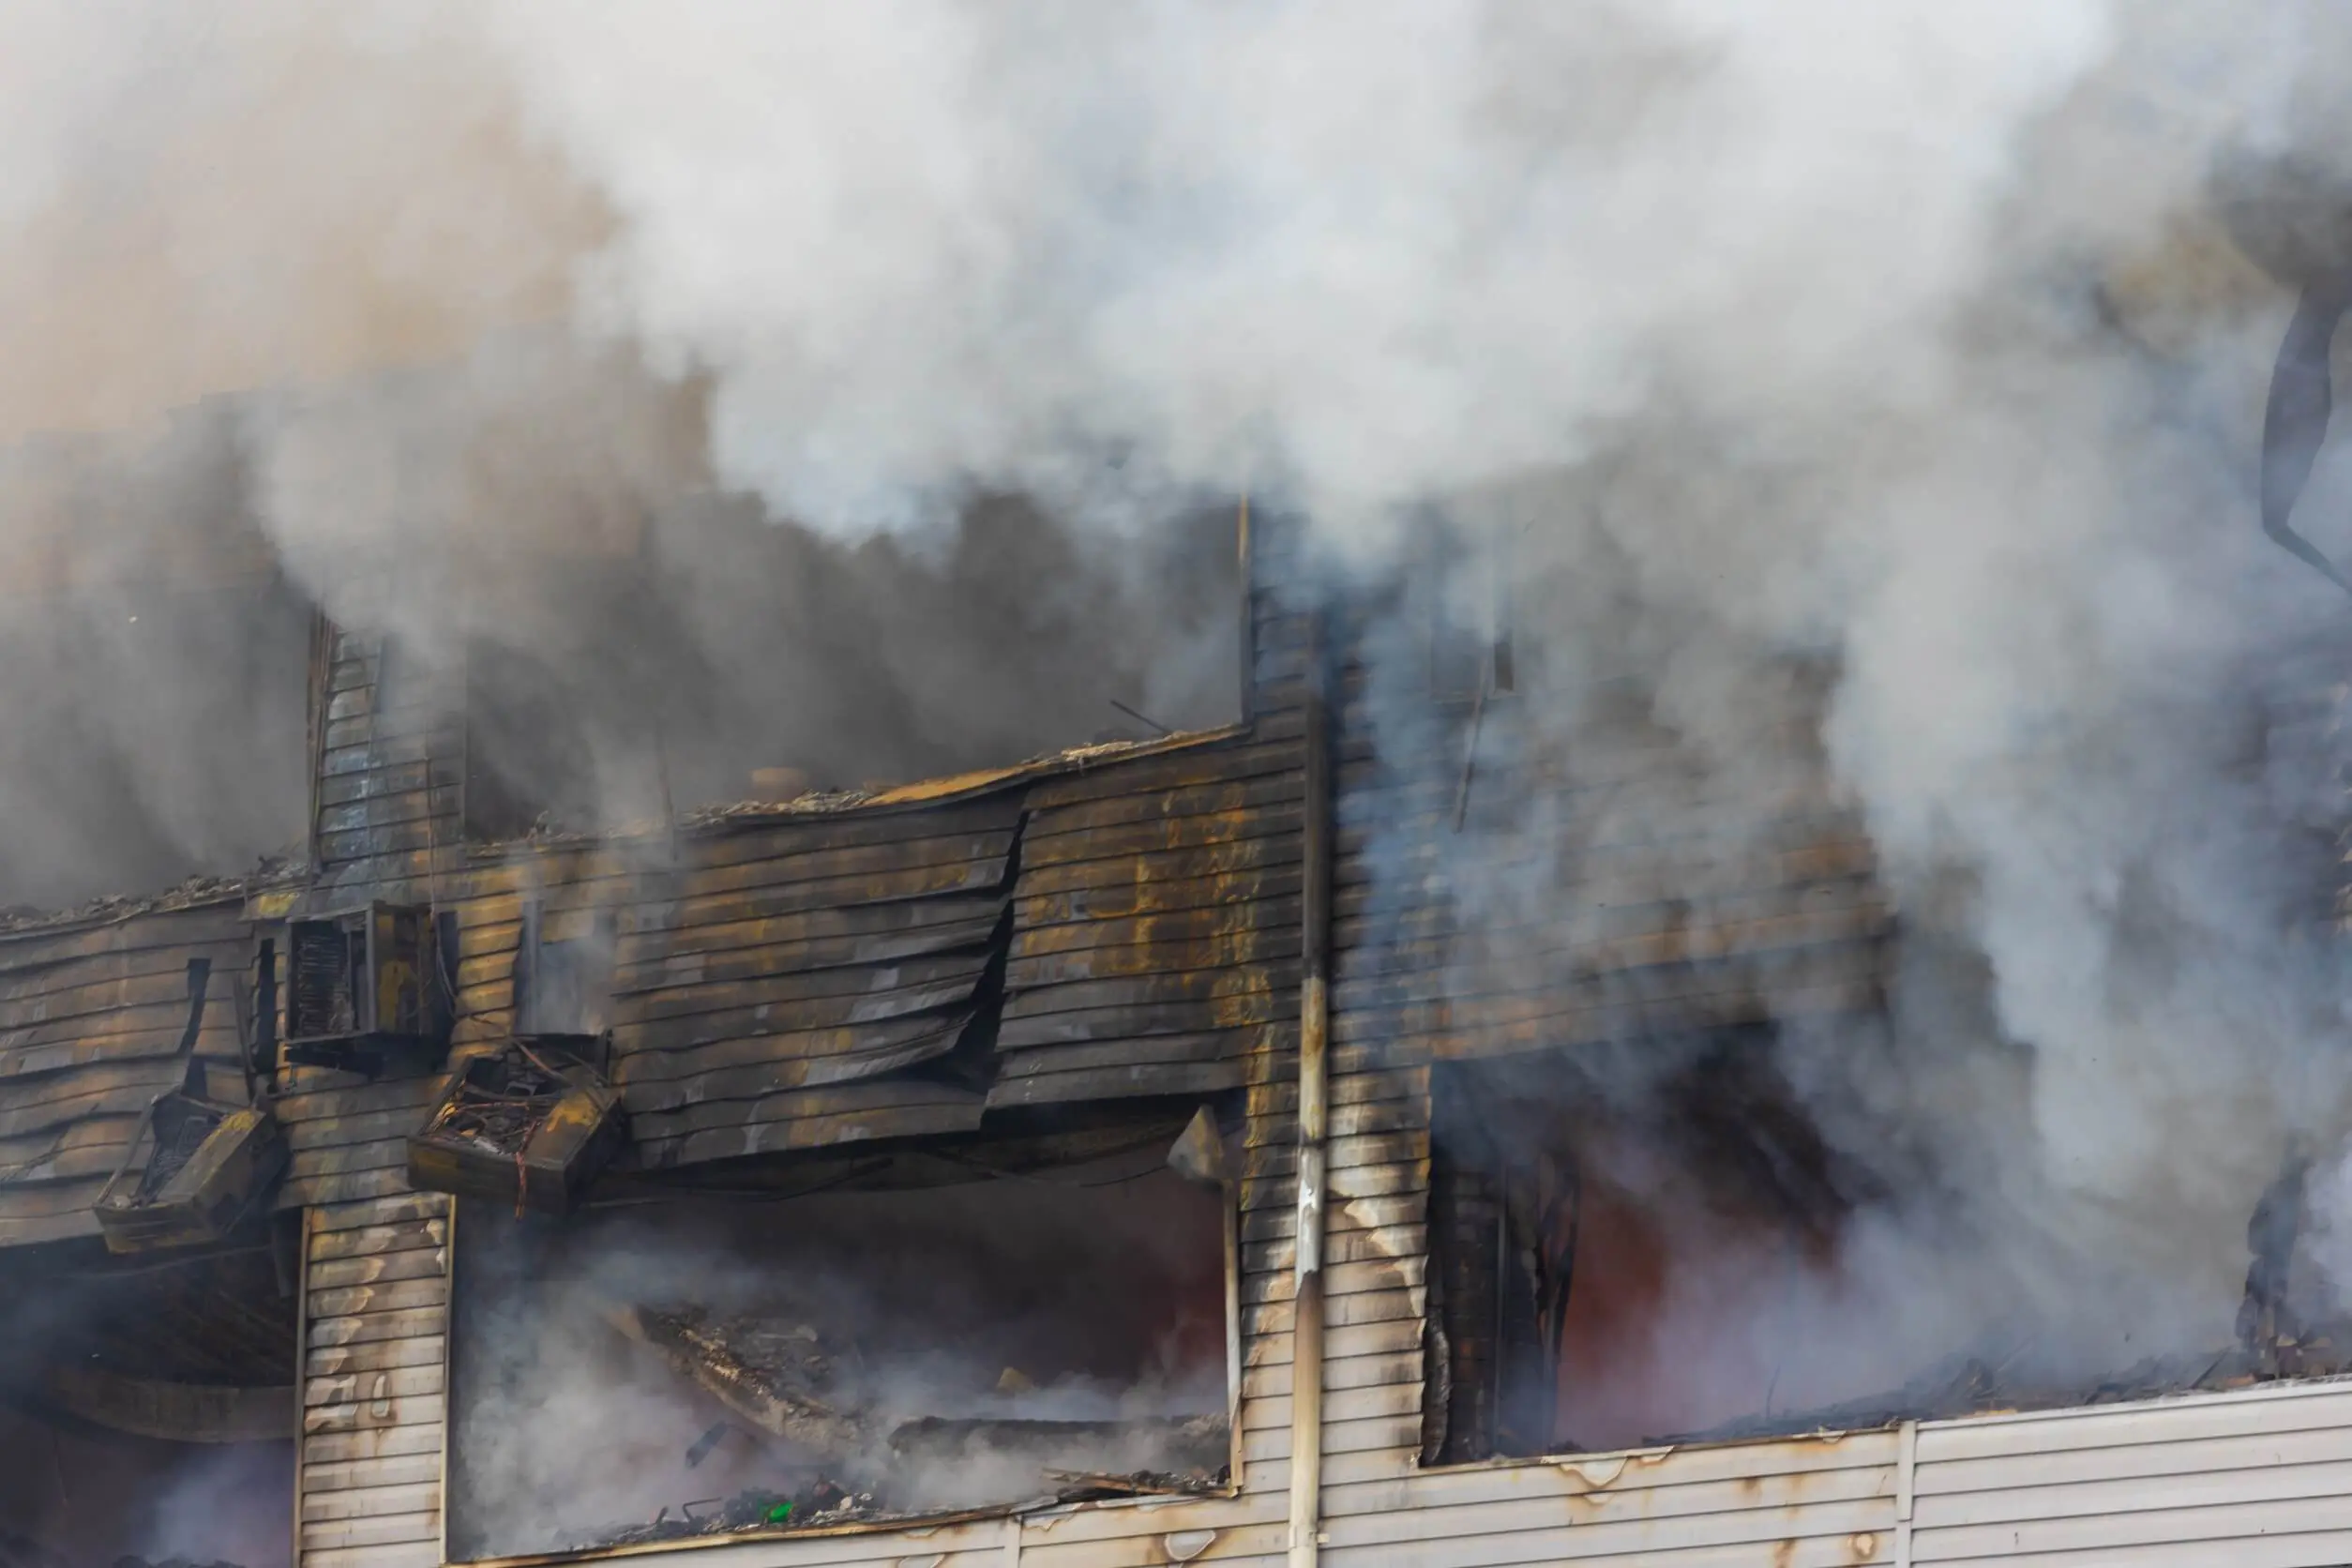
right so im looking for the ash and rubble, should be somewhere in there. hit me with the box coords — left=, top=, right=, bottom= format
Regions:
left=554, top=1303, right=1228, bottom=1550
left=448, top=1173, right=1231, bottom=1559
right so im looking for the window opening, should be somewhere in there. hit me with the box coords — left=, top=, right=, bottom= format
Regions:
left=446, top=1110, right=1238, bottom=1560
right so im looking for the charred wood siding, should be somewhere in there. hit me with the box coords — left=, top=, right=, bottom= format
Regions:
left=1328, top=662, right=1892, bottom=1067
left=298, top=1191, right=448, bottom=1568
left=1239, top=584, right=1898, bottom=1552
left=276, top=732, right=1314, bottom=1197
left=312, top=630, right=462, bottom=901
left=610, top=796, right=1024, bottom=1164
left=1001, top=741, right=1305, bottom=1108
left=0, top=899, right=259, bottom=1245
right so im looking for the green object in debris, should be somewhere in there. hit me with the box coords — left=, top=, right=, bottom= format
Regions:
left=766, top=1502, right=792, bottom=1525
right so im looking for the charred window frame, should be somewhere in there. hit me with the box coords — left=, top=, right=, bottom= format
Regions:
left=442, top=1103, right=1246, bottom=1562
left=1420, top=1033, right=1863, bottom=1466
left=514, top=899, right=615, bottom=1038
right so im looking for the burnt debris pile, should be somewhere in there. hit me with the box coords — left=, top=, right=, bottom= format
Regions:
left=565, top=1304, right=1228, bottom=1549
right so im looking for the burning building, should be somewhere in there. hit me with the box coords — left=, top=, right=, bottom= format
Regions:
left=0, top=481, right=2340, bottom=1568
left=19, top=7, right=2352, bottom=1568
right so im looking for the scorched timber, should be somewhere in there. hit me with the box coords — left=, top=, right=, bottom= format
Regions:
left=602, top=1302, right=867, bottom=1455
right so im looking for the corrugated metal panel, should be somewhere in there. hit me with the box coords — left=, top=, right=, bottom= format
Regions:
left=298, top=1191, right=448, bottom=1568
left=1910, top=1379, right=2352, bottom=1566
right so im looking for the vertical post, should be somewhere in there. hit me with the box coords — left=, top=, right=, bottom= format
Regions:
left=303, top=610, right=334, bottom=871
left=1237, top=495, right=1258, bottom=724
left=289, top=1206, right=312, bottom=1568
left=1894, top=1418, right=1918, bottom=1568
left=1288, top=611, right=1332, bottom=1568
left=1224, top=1185, right=1244, bottom=1486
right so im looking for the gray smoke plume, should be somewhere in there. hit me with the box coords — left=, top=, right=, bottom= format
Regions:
left=9, top=0, right=2352, bottom=1461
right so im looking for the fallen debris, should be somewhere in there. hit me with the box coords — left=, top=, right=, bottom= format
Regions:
left=886, top=1413, right=1229, bottom=1485
left=580, top=1480, right=882, bottom=1550
left=602, top=1303, right=867, bottom=1455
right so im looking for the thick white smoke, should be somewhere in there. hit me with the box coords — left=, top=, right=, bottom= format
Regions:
left=469, top=0, right=2352, bottom=1390
left=9, top=0, right=2352, bottom=1444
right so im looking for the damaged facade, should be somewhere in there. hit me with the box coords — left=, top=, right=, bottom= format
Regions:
left=0, top=504, right=2346, bottom=1568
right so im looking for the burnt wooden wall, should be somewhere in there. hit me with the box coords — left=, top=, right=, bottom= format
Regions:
left=0, top=511, right=1913, bottom=1568
left=0, top=898, right=258, bottom=1245
left=999, top=737, right=1304, bottom=1108
left=611, top=794, right=1019, bottom=1165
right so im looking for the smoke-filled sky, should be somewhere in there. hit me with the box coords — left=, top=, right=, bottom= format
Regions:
left=12, top=0, right=2352, bottom=1434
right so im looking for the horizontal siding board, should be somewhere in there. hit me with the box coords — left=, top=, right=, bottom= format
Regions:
left=1912, top=1489, right=2352, bottom=1561
left=1918, top=1418, right=2352, bottom=1499
left=1915, top=1381, right=2352, bottom=1464
left=302, top=1453, right=443, bottom=1496
left=301, top=1543, right=440, bottom=1568
left=307, top=1336, right=447, bottom=1379
left=298, top=1515, right=440, bottom=1552
left=1915, top=1453, right=2352, bottom=1531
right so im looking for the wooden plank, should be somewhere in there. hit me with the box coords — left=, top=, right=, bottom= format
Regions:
left=315, top=787, right=463, bottom=837
left=281, top=1166, right=425, bottom=1210
left=1015, top=867, right=1305, bottom=929
left=623, top=1048, right=967, bottom=1122
left=613, top=1013, right=969, bottom=1089
left=655, top=860, right=1011, bottom=929
left=307, top=1336, right=447, bottom=1379
left=1013, top=898, right=1303, bottom=956
left=303, top=1307, right=447, bottom=1350
left=996, top=1029, right=1266, bottom=1075
left=612, top=955, right=984, bottom=1024
left=1018, top=806, right=1303, bottom=868
left=309, top=1192, right=447, bottom=1233
left=612, top=915, right=1003, bottom=990
left=1023, top=775, right=1304, bottom=838
left=308, top=1218, right=447, bottom=1261
left=1005, top=928, right=1303, bottom=989
left=1014, top=837, right=1305, bottom=899
left=0, top=902, right=252, bottom=965
left=300, top=1452, right=443, bottom=1495
left=656, top=829, right=1016, bottom=901
left=647, top=1097, right=990, bottom=1167
left=301, top=1422, right=443, bottom=1465
left=995, top=994, right=1297, bottom=1051
left=1003, top=966, right=1298, bottom=1020
left=0, top=1200, right=104, bottom=1246
left=300, top=1481, right=443, bottom=1525
left=1024, top=740, right=1304, bottom=807
left=297, top=1515, right=440, bottom=1552
left=301, top=1390, right=445, bottom=1439
left=289, top=1142, right=414, bottom=1186
left=627, top=1074, right=988, bottom=1138
left=274, top=1078, right=445, bottom=1127
left=1243, top=1255, right=1425, bottom=1308
left=987, top=1059, right=1249, bottom=1108
left=309, top=1249, right=450, bottom=1292
left=300, top=1542, right=440, bottom=1568
left=304, top=1364, right=442, bottom=1411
